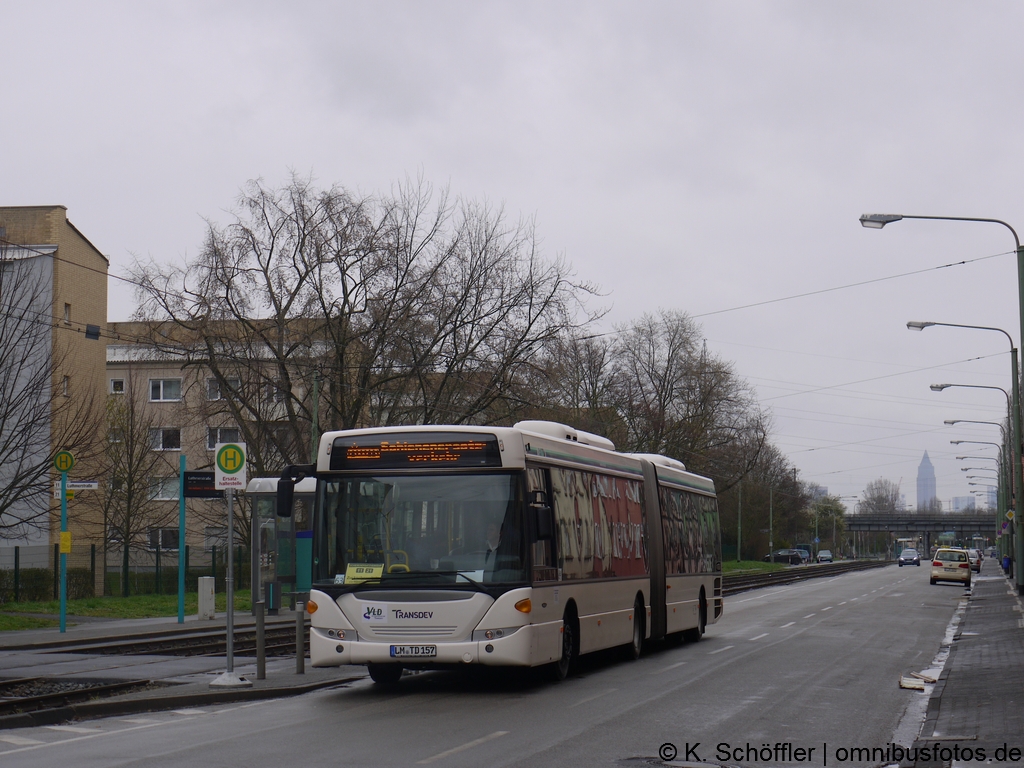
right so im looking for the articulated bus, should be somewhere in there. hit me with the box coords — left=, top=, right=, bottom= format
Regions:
left=277, top=420, right=722, bottom=684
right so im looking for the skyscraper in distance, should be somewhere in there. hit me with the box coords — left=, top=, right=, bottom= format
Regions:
left=917, top=451, right=937, bottom=510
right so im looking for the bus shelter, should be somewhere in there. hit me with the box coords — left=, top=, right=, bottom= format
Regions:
left=246, top=476, right=314, bottom=613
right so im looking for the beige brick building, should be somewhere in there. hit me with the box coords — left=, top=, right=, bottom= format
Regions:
left=0, top=206, right=109, bottom=593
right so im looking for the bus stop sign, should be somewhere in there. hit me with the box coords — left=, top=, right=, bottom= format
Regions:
left=54, top=451, right=75, bottom=473
left=215, top=443, right=247, bottom=490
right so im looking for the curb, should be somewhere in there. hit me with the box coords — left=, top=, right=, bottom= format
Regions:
left=0, top=674, right=365, bottom=730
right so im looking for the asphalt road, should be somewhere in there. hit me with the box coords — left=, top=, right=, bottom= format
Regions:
left=0, top=564, right=965, bottom=768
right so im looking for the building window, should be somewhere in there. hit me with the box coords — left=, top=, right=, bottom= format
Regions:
left=63, top=303, right=71, bottom=324
left=150, top=379, right=181, bottom=402
left=110, top=379, right=125, bottom=395
left=207, top=377, right=241, bottom=401
left=207, top=426, right=241, bottom=450
left=264, top=382, right=287, bottom=403
left=204, top=526, right=227, bottom=552
left=108, top=428, right=124, bottom=444
left=148, top=527, right=179, bottom=551
left=149, top=477, right=179, bottom=501
left=62, top=375, right=70, bottom=396
left=149, top=428, right=181, bottom=451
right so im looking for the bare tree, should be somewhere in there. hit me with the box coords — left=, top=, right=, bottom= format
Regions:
left=96, top=370, right=179, bottom=596
left=130, top=175, right=598, bottom=476
left=608, top=310, right=769, bottom=490
left=0, top=246, right=101, bottom=539
left=860, top=478, right=903, bottom=515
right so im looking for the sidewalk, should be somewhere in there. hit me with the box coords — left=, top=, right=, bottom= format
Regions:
left=0, top=609, right=365, bottom=729
left=909, top=557, right=1024, bottom=767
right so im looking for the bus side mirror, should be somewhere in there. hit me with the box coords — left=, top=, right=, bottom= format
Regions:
left=277, top=464, right=315, bottom=518
left=277, top=478, right=294, bottom=518
left=529, top=490, right=554, bottom=540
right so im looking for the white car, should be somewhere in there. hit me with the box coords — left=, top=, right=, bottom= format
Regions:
left=816, top=550, right=833, bottom=563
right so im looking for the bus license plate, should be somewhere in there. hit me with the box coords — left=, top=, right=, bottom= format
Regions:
left=390, top=645, right=437, bottom=658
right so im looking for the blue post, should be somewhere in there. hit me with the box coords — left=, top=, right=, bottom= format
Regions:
left=178, top=454, right=186, bottom=624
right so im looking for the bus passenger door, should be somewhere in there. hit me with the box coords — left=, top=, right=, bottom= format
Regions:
left=641, top=460, right=666, bottom=640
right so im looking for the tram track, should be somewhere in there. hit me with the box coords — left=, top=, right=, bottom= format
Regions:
left=2, top=620, right=309, bottom=658
left=722, top=558, right=892, bottom=595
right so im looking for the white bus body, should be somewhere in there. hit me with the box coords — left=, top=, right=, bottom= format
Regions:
left=298, top=421, right=722, bottom=682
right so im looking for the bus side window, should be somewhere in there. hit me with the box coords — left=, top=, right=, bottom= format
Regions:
left=527, top=467, right=557, bottom=577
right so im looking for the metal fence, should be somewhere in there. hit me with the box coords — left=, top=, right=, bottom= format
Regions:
left=0, top=544, right=250, bottom=603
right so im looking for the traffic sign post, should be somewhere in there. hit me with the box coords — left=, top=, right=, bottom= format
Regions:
left=210, top=444, right=251, bottom=689
left=178, top=455, right=186, bottom=625
left=53, top=451, right=74, bottom=633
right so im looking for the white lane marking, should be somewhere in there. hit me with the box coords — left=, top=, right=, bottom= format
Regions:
left=708, top=645, right=734, bottom=655
left=0, top=735, right=43, bottom=745
left=839, top=601, right=847, bottom=605
left=0, top=715, right=191, bottom=755
left=662, top=661, right=688, bottom=671
left=121, top=719, right=160, bottom=725
left=780, top=621, right=795, bottom=628
left=822, top=607, right=832, bottom=611
left=417, top=731, right=509, bottom=764
left=44, top=725, right=97, bottom=734
left=569, top=688, right=617, bottom=708
left=749, top=633, right=769, bottom=641
left=172, top=709, right=207, bottom=715
left=730, top=586, right=802, bottom=604
left=803, top=614, right=815, bottom=619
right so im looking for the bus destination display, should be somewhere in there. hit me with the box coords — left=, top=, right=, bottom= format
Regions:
left=330, top=432, right=502, bottom=470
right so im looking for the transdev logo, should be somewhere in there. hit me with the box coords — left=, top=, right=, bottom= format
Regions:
left=362, top=604, right=387, bottom=623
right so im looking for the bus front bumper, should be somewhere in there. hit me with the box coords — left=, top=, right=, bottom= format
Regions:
left=310, top=623, right=551, bottom=668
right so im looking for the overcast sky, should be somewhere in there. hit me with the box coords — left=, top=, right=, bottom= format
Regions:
left=7, top=1, right=1024, bottom=511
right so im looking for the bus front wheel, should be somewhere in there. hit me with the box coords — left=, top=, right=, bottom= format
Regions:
left=549, top=609, right=578, bottom=681
left=367, top=663, right=403, bottom=685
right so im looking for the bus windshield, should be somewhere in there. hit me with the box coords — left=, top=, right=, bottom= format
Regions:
left=314, top=472, right=527, bottom=588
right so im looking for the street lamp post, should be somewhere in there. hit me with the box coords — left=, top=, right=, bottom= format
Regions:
left=866, top=212, right=1024, bottom=594
left=933, top=382, right=1017, bottom=566
left=914, top=321, right=1021, bottom=562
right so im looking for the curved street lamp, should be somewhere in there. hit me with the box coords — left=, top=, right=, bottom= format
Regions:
left=945, top=418, right=1007, bottom=439
left=866, top=212, right=1024, bottom=592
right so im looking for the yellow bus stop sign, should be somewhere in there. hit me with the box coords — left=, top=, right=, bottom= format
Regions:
left=54, top=451, right=75, bottom=473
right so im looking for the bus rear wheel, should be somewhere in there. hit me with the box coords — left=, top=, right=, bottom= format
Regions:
left=367, top=663, right=403, bottom=685
left=683, top=592, right=707, bottom=643
left=624, top=596, right=644, bottom=660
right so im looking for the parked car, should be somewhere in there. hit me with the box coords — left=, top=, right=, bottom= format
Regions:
left=764, top=549, right=804, bottom=565
left=968, top=548, right=983, bottom=573
left=816, top=549, right=833, bottom=563
left=795, top=549, right=811, bottom=564
left=897, top=548, right=921, bottom=567
left=930, top=548, right=971, bottom=586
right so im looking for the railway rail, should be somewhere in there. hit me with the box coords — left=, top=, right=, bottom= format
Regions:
left=5, top=622, right=310, bottom=658
left=0, top=677, right=155, bottom=717
left=722, top=558, right=891, bottom=595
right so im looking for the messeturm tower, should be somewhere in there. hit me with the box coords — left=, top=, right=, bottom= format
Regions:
left=917, top=451, right=937, bottom=510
